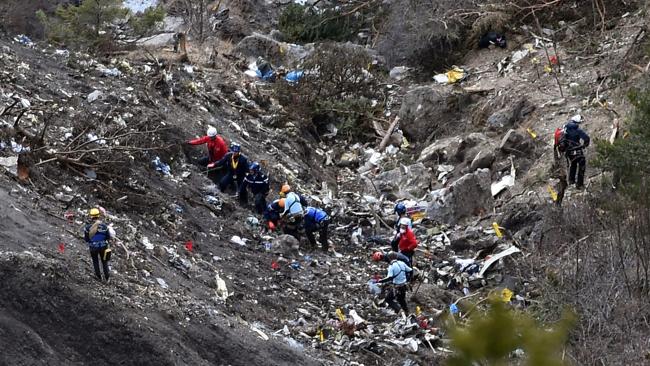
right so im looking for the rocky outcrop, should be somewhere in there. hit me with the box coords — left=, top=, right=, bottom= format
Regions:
left=427, top=168, right=492, bottom=224
left=499, top=129, right=534, bottom=155
left=372, top=163, right=432, bottom=199
left=398, top=85, right=465, bottom=142
left=486, top=98, right=535, bottom=132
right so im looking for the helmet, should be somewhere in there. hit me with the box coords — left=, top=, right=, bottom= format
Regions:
left=249, top=162, right=260, bottom=173
left=207, top=126, right=217, bottom=137
left=231, top=142, right=241, bottom=152
left=89, top=208, right=101, bottom=218
left=278, top=198, right=286, bottom=208
left=399, top=217, right=410, bottom=227
left=570, top=115, right=582, bottom=124
left=394, top=202, right=406, bottom=215
left=372, top=252, right=384, bottom=262
left=280, top=184, right=291, bottom=194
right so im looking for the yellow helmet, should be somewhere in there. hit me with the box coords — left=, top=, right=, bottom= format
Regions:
left=89, top=208, right=101, bottom=218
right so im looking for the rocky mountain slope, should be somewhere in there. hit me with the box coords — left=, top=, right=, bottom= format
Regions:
left=0, top=1, right=649, bottom=365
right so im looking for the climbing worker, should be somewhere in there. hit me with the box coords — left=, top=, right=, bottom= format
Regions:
left=263, top=199, right=282, bottom=232
left=303, top=206, right=330, bottom=252
left=278, top=191, right=304, bottom=239
left=372, top=250, right=412, bottom=268
left=187, top=126, right=228, bottom=168
left=556, top=115, right=591, bottom=189
left=241, top=161, right=270, bottom=214
left=391, top=217, right=418, bottom=264
left=279, top=184, right=309, bottom=206
left=377, top=252, right=412, bottom=315
left=214, top=142, right=249, bottom=197
left=83, top=207, right=115, bottom=282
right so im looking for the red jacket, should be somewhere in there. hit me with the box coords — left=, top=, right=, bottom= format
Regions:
left=398, top=227, right=418, bottom=253
left=189, top=135, right=227, bottom=163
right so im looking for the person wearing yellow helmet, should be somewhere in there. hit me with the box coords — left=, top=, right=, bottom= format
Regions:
left=83, top=207, right=115, bottom=282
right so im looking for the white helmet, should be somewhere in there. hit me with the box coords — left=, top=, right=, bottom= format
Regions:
left=399, top=217, right=411, bottom=227
left=570, top=115, right=583, bottom=124
left=207, top=126, right=217, bottom=137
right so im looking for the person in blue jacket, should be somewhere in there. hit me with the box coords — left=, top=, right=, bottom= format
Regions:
left=560, top=115, right=591, bottom=188
left=215, top=142, right=249, bottom=197
left=241, top=162, right=270, bottom=214
left=83, top=208, right=114, bottom=282
left=377, top=252, right=412, bottom=314
left=263, top=199, right=282, bottom=232
left=303, top=206, right=329, bottom=251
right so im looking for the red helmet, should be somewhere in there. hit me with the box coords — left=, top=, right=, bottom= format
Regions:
left=372, top=252, right=384, bottom=262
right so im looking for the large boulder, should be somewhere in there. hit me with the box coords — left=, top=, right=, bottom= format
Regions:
left=372, top=163, right=432, bottom=199
left=499, top=129, right=534, bottom=155
left=417, top=136, right=462, bottom=163
left=427, top=168, right=492, bottom=224
left=398, top=85, right=465, bottom=142
left=418, top=132, right=494, bottom=166
left=486, top=98, right=535, bottom=132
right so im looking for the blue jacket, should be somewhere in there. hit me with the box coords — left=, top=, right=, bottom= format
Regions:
left=564, top=122, right=590, bottom=149
left=84, top=222, right=112, bottom=249
left=243, top=172, right=270, bottom=195
left=216, top=152, right=249, bottom=180
left=303, top=207, right=328, bottom=231
left=264, top=200, right=282, bottom=223
left=283, top=192, right=304, bottom=216
left=384, top=260, right=412, bottom=285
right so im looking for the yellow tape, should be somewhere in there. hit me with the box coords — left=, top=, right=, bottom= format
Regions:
left=501, top=288, right=513, bottom=302
left=526, top=128, right=537, bottom=139
left=319, top=328, right=325, bottom=342
left=547, top=185, right=558, bottom=202
left=492, top=222, right=503, bottom=238
left=415, top=306, right=421, bottom=316
left=336, top=308, right=345, bottom=322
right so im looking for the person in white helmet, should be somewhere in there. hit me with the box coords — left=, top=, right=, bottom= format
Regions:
left=187, top=126, right=228, bottom=168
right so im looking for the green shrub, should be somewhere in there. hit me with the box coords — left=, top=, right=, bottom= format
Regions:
left=447, top=299, right=576, bottom=366
left=595, top=84, right=650, bottom=198
left=128, top=5, right=165, bottom=38
left=279, top=4, right=360, bottom=43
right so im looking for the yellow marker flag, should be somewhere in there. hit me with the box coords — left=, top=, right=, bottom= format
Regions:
left=416, top=306, right=421, bottom=316
left=492, top=222, right=503, bottom=238
left=526, top=128, right=537, bottom=139
left=319, top=328, right=325, bottom=342
left=547, top=185, right=558, bottom=202
left=544, top=64, right=553, bottom=73
left=501, top=288, right=513, bottom=302
left=336, top=308, right=345, bottom=322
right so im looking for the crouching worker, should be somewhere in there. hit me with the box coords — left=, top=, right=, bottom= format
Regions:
left=303, top=206, right=329, bottom=252
left=279, top=193, right=304, bottom=240
left=263, top=199, right=282, bottom=232
left=83, top=208, right=115, bottom=282
left=377, top=252, right=412, bottom=315
left=372, top=251, right=412, bottom=273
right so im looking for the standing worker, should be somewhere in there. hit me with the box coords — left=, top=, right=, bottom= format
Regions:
left=391, top=218, right=418, bottom=264
left=83, top=208, right=115, bottom=282
left=303, top=206, right=330, bottom=252
left=393, top=202, right=412, bottom=230
left=555, top=115, right=591, bottom=189
left=377, top=252, right=412, bottom=315
left=215, top=142, right=249, bottom=198
left=241, top=162, right=270, bottom=214
left=187, top=126, right=228, bottom=168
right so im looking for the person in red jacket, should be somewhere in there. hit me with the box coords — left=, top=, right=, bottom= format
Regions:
left=187, top=126, right=228, bottom=168
left=396, top=217, right=417, bottom=265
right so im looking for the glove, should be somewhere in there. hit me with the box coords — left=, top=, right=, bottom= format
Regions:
left=267, top=221, right=276, bottom=232
left=207, top=162, right=216, bottom=168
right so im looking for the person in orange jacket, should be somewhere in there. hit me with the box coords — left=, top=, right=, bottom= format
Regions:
left=187, top=126, right=228, bottom=168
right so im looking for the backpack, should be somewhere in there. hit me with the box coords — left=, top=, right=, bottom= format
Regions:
left=554, top=127, right=568, bottom=153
